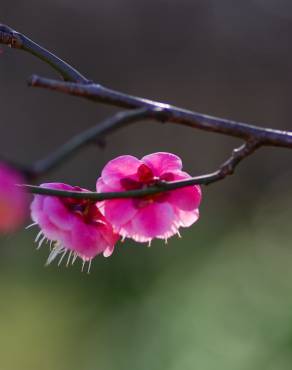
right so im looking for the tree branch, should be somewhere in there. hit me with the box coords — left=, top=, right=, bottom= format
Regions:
left=31, top=107, right=165, bottom=176
left=0, top=24, right=290, bottom=199
left=21, top=138, right=260, bottom=200
left=28, top=75, right=292, bottom=148
left=0, top=24, right=88, bottom=83
left=1, top=23, right=291, bottom=149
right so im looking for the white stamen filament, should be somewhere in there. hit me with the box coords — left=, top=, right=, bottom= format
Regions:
left=46, top=244, right=63, bottom=265
left=71, top=253, right=78, bottom=265
left=35, top=230, right=43, bottom=243
left=33, top=230, right=93, bottom=273
left=87, top=259, right=92, bottom=274
left=37, top=235, right=46, bottom=250
left=58, top=249, right=67, bottom=266
left=66, top=251, right=72, bottom=267
left=25, top=222, right=37, bottom=230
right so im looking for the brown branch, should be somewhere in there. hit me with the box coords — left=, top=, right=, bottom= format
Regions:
left=22, top=138, right=261, bottom=200
left=0, top=24, right=88, bottom=83
left=28, top=75, right=292, bottom=148
left=0, top=23, right=290, bottom=198
left=1, top=23, right=291, bottom=148
left=31, top=107, right=165, bottom=176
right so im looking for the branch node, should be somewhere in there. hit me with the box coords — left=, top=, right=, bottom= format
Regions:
left=0, top=24, right=22, bottom=48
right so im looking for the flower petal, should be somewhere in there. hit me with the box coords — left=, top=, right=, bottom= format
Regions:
left=169, top=185, right=202, bottom=211
left=31, top=195, right=44, bottom=222
left=132, top=202, right=176, bottom=238
left=117, top=221, right=150, bottom=243
left=103, top=244, right=115, bottom=257
left=101, top=155, right=141, bottom=190
left=70, top=219, right=106, bottom=259
left=104, top=199, right=138, bottom=229
left=177, top=208, right=200, bottom=227
left=161, top=170, right=202, bottom=211
left=142, top=152, right=182, bottom=177
left=37, top=212, right=64, bottom=241
left=43, top=197, right=74, bottom=231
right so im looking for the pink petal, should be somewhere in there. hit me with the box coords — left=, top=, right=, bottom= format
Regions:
left=31, top=196, right=44, bottom=222
left=103, top=244, right=115, bottom=257
left=96, top=177, right=116, bottom=193
left=120, top=220, right=179, bottom=243
left=169, top=185, right=202, bottom=211
left=70, top=219, right=105, bottom=259
left=118, top=221, right=152, bottom=243
left=162, top=170, right=202, bottom=211
left=177, top=208, right=200, bottom=227
left=142, top=152, right=182, bottom=177
left=37, top=212, right=65, bottom=241
left=104, top=199, right=138, bottom=228
left=96, top=178, right=107, bottom=192
left=132, top=202, right=176, bottom=238
left=101, top=155, right=141, bottom=189
left=98, top=222, right=119, bottom=246
left=43, top=197, right=74, bottom=231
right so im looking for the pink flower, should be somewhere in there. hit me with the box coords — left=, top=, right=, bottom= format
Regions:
left=96, top=152, right=202, bottom=243
left=30, top=183, right=119, bottom=272
left=0, top=163, right=28, bottom=233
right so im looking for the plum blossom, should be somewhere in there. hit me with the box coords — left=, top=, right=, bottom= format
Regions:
left=30, top=183, right=119, bottom=272
left=0, top=163, right=28, bottom=233
left=96, top=152, right=202, bottom=244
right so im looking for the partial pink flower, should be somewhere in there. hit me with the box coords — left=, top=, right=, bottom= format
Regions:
left=97, top=152, right=202, bottom=243
left=30, top=183, right=119, bottom=272
left=0, top=163, right=28, bottom=233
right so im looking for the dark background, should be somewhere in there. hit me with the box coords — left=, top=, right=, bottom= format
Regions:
left=1, top=1, right=292, bottom=369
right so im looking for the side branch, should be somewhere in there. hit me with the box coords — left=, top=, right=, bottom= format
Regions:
left=0, top=24, right=88, bottom=83
left=31, top=107, right=165, bottom=176
left=29, top=75, right=292, bottom=148
left=22, top=139, right=260, bottom=200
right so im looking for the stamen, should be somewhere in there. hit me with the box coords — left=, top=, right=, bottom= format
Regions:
left=87, top=259, right=92, bottom=274
left=66, top=251, right=72, bottom=267
left=58, top=249, right=67, bottom=266
left=177, top=231, right=182, bottom=238
left=37, top=235, right=46, bottom=250
left=35, top=230, right=43, bottom=243
left=81, top=259, right=86, bottom=272
left=71, top=253, right=78, bottom=265
left=25, top=222, right=37, bottom=230
left=148, top=240, right=152, bottom=247
left=46, top=245, right=63, bottom=265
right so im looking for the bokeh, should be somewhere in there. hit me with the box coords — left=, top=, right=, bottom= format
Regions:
left=1, top=1, right=292, bottom=369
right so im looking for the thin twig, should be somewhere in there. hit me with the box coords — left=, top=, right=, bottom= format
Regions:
left=31, top=107, right=165, bottom=176
left=22, top=138, right=260, bottom=200
left=0, top=24, right=88, bottom=83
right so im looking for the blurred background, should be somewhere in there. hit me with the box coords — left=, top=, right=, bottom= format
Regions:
left=1, top=1, right=292, bottom=369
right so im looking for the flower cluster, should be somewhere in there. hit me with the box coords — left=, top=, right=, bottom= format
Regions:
left=29, top=153, right=202, bottom=271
